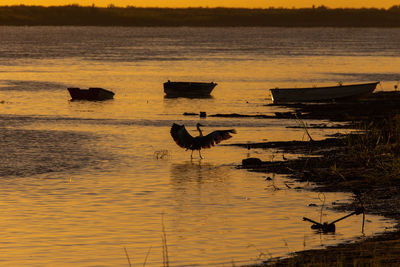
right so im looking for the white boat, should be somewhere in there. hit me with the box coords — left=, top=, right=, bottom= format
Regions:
left=269, top=82, right=379, bottom=104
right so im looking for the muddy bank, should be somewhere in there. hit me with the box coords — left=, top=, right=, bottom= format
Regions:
left=255, top=231, right=400, bottom=266
left=234, top=91, right=400, bottom=266
left=237, top=138, right=400, bottom=217
left=270, top=91, right=400, bottom=122
left=184, top=91, right=400, bottom=124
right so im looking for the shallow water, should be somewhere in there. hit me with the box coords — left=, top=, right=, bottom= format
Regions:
left=0, top=27, right=398, bottom=266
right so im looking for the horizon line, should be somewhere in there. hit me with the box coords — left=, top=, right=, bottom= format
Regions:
left=1, top=4, right=400, bottom=10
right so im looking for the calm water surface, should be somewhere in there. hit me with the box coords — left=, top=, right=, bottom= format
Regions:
left=0, top=27, right=399, bottom=266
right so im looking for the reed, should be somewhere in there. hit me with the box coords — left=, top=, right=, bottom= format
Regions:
left=295, top=115, right=314, bottom=142
left=346, top=115, right=400, bottom=182
left=143, top=246, right=152, bottom=267
left=124, top=247, right=132, bottom=267
left=161, top=215, right=170, bottom=267
left=318, top=193, right=326, bottom=224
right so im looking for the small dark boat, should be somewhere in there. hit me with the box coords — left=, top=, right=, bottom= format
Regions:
left=68, top=87, right=115, bottom=101
left=163, top=81, right=217, bottom=97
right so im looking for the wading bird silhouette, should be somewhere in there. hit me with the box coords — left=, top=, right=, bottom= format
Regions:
left=170, top=123, right=236, bottom=159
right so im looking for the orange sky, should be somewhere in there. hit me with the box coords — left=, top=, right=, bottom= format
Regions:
left=2, top=1, right=399, bottom=8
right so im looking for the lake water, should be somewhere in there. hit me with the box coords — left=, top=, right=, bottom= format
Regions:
left=0, top=27, right=399, bottom=266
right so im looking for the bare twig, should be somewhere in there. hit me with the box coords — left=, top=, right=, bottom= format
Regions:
left=124, top=247, right=132, bottom=267
left=161, top=214, right=169, bottom=267
left=318, top=193, right=326, bottom=224
left=143, top=245, right=152, bottom=267
left=295, top=115, right=314, bottom=142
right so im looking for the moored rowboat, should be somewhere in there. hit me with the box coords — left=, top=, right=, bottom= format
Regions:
left=270, top=82, right=379, bottom=104
left=163, top=81, right=217, bottom=97
left=68, top=87, right=115, bottom=101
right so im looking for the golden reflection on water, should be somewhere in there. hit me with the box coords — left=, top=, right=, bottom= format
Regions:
left=0, top=27, right=399, bottom=266
left=0, top=95, right=395, bottom=266
left=0, top=121, right=393, bottom=266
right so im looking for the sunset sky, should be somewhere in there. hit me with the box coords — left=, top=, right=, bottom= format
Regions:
left=2, top=0, right=399, bottom=8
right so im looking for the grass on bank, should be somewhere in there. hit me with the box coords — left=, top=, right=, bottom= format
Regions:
left=267, top=116, right=400, bottom=266
left=346, top=115, right=400, bottom=183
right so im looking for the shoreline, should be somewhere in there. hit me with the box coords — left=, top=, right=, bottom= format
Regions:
left=0, top=6, right=400, bottom=27
left=234, top=91, right=400, bottom=266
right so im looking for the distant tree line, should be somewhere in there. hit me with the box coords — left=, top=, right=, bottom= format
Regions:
left=0, top=5, right=400, bottom=27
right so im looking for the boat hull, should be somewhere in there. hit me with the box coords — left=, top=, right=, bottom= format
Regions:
left=270, top=82, right=379, bottom=104
left=163, top=81, right=217, bottom=97
left=68, top=87, right=115, bottom=101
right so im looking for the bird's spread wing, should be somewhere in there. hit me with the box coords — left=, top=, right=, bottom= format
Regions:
left=170, top=123, right=194, bottom=149
left=200, top=129, right=236, bottom=149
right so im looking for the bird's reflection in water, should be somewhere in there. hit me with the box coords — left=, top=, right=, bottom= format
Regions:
left=170, top=160, right=229, bottom=185
left=169, top=161, right=235, bottom=214
left=168, top=161, right=241, bottom=249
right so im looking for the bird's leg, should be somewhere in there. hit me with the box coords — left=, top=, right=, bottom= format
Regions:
left=191, top=150, right=194, bottom=159
left=199, top=150, right=203, bottom=159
